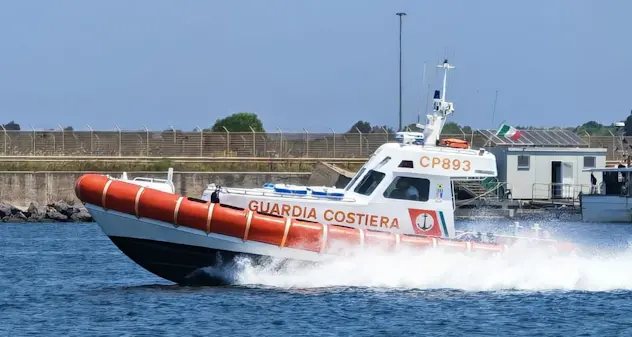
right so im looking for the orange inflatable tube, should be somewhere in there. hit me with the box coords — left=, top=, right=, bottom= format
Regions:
left=74, top=174, right=572, bottom=256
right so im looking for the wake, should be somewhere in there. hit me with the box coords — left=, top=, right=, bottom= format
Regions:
left=225, top=243, right=632, bottom=292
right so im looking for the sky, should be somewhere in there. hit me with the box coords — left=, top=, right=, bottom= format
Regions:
left=0, top=0, right=630, bottom=133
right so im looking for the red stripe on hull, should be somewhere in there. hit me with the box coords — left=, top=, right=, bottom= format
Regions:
left=75, top=174, right=574, bottom=257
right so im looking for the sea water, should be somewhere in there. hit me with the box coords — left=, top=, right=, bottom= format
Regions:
left=1, top=221, right=631, bottom=336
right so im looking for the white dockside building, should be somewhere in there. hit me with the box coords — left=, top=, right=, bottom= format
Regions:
left=477, top=129, right=607, bottom=200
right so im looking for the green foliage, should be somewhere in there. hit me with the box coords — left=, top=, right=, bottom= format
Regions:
left=441, top=122, right=463, bottom=135
left=2, top=121, right=20, bottom=131
left=625, top=113, right=632, bottom=136
left=346, top=121, right=372, bottom=133
left=346, top=121, right=395, bottom=133
left=404, top=123, right=422, bottom=131
left=211, top=112, right=265, bottom=132
left=575, top=121, right=618, bottom=137
left=346, top=121, right=394, bottom=134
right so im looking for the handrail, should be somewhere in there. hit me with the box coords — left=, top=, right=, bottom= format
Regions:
left=530, top=182, right=589, bottom=203
left=215, top=186, right=359, bottom=203
left=132, top=177, right=170, bottom=183
left=451, top=177, right=486, bottom=181
left=455, top=181, right=513, bottom=207
left=106, top=173, right=176, bottom=193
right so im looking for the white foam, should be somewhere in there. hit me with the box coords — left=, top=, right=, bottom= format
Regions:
left=227, top=242, right=632, bottom=292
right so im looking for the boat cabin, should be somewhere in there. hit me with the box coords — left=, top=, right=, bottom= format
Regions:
left=582, top=166, right=632, bottom=197
left=200, top=60, right=499, bottom=238
left=341, top=139, right=496, bottom=204
left=580, top=166, right=632, bottom=222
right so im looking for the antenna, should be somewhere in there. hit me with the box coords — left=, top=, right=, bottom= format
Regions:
left=491, top=90, right=499, bottom=127
left=436, top=59, right=455, bottom=102
left=424, top=84, right=432, bottom=116
left=418, top=61, right=427, bottom=124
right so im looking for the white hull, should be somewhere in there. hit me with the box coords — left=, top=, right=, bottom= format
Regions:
left=86, top=203, right=341, bottom=285
left=87, top=203, right=332, bottom=262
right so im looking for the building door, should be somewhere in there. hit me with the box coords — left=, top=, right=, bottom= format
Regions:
left=551, top=161, right=562, bottom=198
left=561, top=162, right=574, bottom=198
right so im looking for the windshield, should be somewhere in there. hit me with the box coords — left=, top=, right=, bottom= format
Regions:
left=344, top=155, right=391, bottom=191
left=344, top=167, right=367, bottom=191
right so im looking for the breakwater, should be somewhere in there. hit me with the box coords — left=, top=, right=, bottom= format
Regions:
left=0, top=171, right=310, bottom=222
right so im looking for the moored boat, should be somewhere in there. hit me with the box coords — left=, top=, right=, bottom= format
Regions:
left=580, top=166, right=632, bottom=223
left=75, top=60, right=578, bottom=285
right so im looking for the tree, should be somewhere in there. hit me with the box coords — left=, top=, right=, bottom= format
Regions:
left=370, top=125, right=395, bottom=134
left=441, top=122, right=462, bottom=135
left=346, top=120, right=372, bottom=133
left=211, top=112, right=265, bottom=132
left=2, top=121, right=20, bottom=131
left=404, top=123, right=423, bottom=132
left=575, top=121, right=615, bottom=136
left=626, top=111, right=632, bottom=137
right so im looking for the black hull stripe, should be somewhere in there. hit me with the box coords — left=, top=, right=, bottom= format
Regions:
left=107, top=236, right=305, bottom=286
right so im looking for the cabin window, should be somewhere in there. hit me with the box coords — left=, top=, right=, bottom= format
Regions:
left=344, top=167, right=366, bottom=191
left=398, top=160, right=414, bottom=168
left=354, top=170, right=386, bottom=196
left=517, top=155, right=530, bottom=170
left=383, top=176, right=430, bottom=202
left=583, top=156, right=596, bottom=169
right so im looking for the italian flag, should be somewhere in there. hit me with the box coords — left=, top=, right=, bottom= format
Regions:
left=496, top=124, right=521, bottom=140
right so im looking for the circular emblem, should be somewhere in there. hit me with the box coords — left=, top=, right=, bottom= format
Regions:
left=415, top=213, right=435, bottom=232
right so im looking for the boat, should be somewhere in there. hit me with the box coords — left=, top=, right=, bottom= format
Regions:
left=579, top=122, right=632, bottom=223
left=580, top=165, right=632, bottom=222
left=74, top=60, right=578, bottom=285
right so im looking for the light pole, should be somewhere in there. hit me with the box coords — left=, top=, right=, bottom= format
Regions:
left=396, top=12, right=406, bottom=131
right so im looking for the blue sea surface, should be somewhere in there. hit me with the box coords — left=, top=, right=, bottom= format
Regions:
left=1, top=221, right=632, bottom=336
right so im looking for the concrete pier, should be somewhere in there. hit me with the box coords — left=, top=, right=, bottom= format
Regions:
left=0, top=171, right=310, bottom=207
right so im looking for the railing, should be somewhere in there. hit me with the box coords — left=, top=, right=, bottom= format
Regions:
left=0, top=128, right=628, bottom=160
left=217, top=186, right=358, bottom=203
left=455, top=181, right=514, bottom=207
left=530, top=183, right=590, bottom=204
left=0, top=129, right=393, bottom=158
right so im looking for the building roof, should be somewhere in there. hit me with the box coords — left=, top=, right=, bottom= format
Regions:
left=478, top=129, right=589, bottom=147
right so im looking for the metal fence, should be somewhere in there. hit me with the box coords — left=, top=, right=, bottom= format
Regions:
left=0, top=128, right=628, bottom=160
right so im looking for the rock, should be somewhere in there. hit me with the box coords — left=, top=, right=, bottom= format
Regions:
left=26, top=202, right=46, bottom=222
left=0, top=203, right=12, bottom=218
left=0, top=201, right=94, bottom=223
left=70, top=208, right=93, bottom=222
left=10, top=212, right=27, bottom=221
left=27, top=202, right=41, bottom=215
left=50, top=201, right=72, bottom=216
left=28, top=212, right=46, bottom=222
left=45, top=206, right=69, bottom=222
left=0, top=202, right=27, bottom=222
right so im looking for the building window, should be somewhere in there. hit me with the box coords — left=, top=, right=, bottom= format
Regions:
left=354, top=170, right=386, bottom=196
left=383, top=176, right=430, bottom=202
left=583, top=156, right=596, bottom=168
left=517, top=155, right=530, bottom=170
